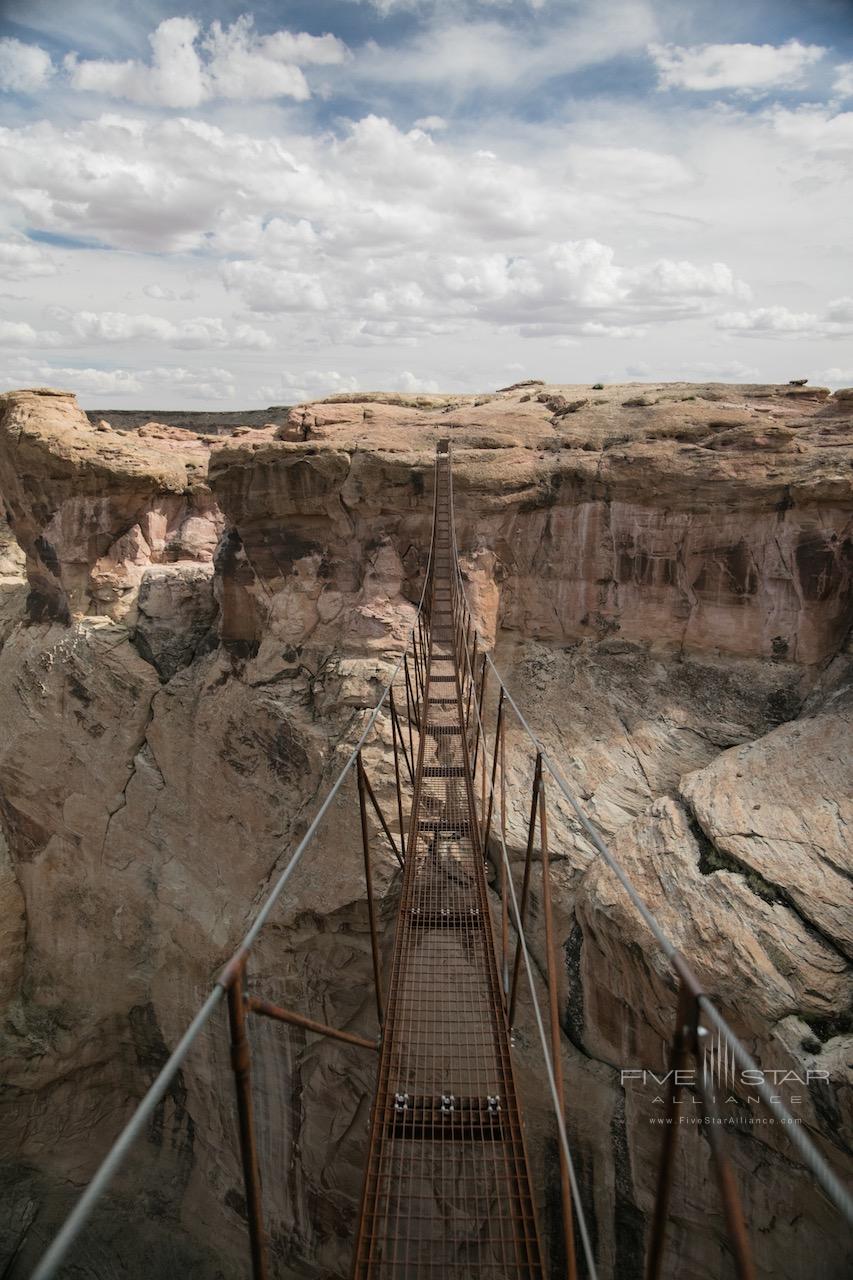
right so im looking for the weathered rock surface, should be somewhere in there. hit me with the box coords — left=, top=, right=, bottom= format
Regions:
left=206, top=381, right=853, bottom=666
left=0, top=389, right=224, bottom=623
left=0, top=385, right=850, bottom=1280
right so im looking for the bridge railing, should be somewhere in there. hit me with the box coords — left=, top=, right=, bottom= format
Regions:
left=444, top=443, right=853, bottom=1280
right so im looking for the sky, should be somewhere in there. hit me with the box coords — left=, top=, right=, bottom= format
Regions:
left=0, top=0, right=851, bottom=408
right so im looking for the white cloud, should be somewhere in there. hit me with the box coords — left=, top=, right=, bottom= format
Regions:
left=767, top=105, right=853, bottom=152
left=392, top=370, right=440, bottom=393
left=33, top=365, right=144, bottom=396
left=716, top=298, right=853, bottom=339
left=578, top=321, right=646, bottom=338
left=281, top=369, right=360, bottom=401
left=566, top=145, right=692, bottom=192
left=64, top=15, right=347, bottom=107
left=354, top=1, right=657, bottom=94
left=0, top=235, right=57, bottom=280
left=354, top=0, right=548, bottom=14
left=812, top=367, right=853, bottom=387
left=221, top=262, right=330, bottom=313
left=147, top=365, right=236, bottom=400
left=650, top=39, right=824, bottom=93
left=142, top=284, right=197, bottom=302
left=0, top=319, right=62, bottom=347
left=0, top=37, right=54, bottom=94
left=834, top=63, right=853, bottom=98
left=62, top=309, right=274, bottom=350
left=413, top=115, right=448, bottom=131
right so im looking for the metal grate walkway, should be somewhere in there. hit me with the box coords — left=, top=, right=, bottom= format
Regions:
left=353, top=451, right=543, bottom=1278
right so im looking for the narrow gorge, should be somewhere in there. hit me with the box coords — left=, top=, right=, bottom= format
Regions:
left=1, top=380, right=851, bottom=1279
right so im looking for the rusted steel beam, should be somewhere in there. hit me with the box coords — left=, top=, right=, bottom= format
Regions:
left=389, top=687, right=414, bottom=786
left=695, top=1072, right=757, bottom=1280
left=465, top=633, right=479, bottom=731
left=509, top=752, right=542, bottom=1025
left=471, top=651, right=489, bottom=776
left=388, top=687, right=408, bottom=860
left=357, top=751, right=385, bottom=1028
left=225, top=958, right=268, bottom=1280
left=361, top=760, right=405, bottom=867
left=538, top=775, right=578, bottom=1280
left=500, top=705, right=510, bottom=1002
left=644, top=981, right=698, bottom=1280
left=246, top=996, right=378, bottom=1052
left=403, top=655, right=417, bottom=763
left=404, top=652, right=419, bottom=732
left=482, top=687, right=505, bottom=853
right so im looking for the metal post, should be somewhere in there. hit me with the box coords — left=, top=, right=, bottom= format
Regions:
left=500, top=706, right=509, bottom=1003
left=389, top=687, right=414, bottom=786
left=645, top=977, right=699, bottom=1280
left=694, top=1074, right=757, bottom=1280
left=482, top=688, right=505, bottom=852
left=226, top=959, right=268, bottom=1280
left=357, top=751, right=385, bottom=1027
left=465, top=633, right=479, bottom=731
left=403, top=655, right=417, bottom=761
left=538, top=775, right=577, bottom=1280
left=389, top=687, right=408, bottom=856
left=361, top=761, right=405, bottom=867
left=471, top=652, right=489, bottom=776
left=509, top=753, right=542, bottom=1024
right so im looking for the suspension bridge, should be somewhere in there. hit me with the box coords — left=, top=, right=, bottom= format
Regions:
left=30, top=444, right=852, bottom=1280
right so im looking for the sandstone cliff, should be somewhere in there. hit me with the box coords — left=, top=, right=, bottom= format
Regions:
left=0, top=383, right=850, bottom=1279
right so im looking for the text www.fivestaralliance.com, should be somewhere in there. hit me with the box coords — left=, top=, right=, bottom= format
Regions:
left=649, top=1116, right=803, bottom=1125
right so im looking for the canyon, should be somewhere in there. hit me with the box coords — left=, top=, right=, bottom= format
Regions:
left=0, top=380, right=851, bottom=1279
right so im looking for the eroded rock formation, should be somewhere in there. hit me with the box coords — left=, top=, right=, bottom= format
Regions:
left=0, top=383, right=850, bottom=1279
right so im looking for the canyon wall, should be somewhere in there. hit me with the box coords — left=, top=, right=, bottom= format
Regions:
left=0, top=383, right=850, bottom=1278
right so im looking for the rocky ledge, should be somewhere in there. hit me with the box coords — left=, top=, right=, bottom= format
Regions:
left=0, top=382, right=850, bottom=1279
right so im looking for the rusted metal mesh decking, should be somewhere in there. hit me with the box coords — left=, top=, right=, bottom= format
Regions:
left=353, top=456, right=543, bottom=1278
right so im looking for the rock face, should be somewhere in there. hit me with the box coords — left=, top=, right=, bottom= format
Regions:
left=0, top=385, right=851, bottom=1280
left=0, top=389, right=223, bottom=624
left=207, top=381, right=852, bottom=666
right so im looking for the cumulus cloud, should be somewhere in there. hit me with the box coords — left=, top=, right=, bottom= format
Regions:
left=142, top=284, right=198, bottom=302
left=767, top=105, right=853, bottom=151
left=413, top=115, right=448, bottom=131
left=0, top=235, right=57, bottom=280
left=0, top=305, right=272, bottom=355
left=147, top=365, right=236, bottom=399
left=834, top=63, right=853, bottom=98
left=280, top=369, right=360, bottom=401
left=62, top=309, right=274, bottom=350
left=34, top=365, right=145, bottom=396
left=650, top=39, right=824, bottom=93
left=355, top=1, right=657, bottom=93
left=0, top=319, right=62, bottom=347
left=716, top=298, right=853, bottom=339
left=64, top=15, right=347, bottom=107
left=0, top=106, right=751, bottom=348
left=392, top=370, right=440, bottom=393
left=0, top=37, right=54, bottom=93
